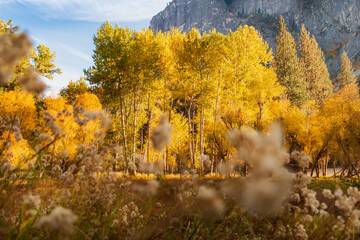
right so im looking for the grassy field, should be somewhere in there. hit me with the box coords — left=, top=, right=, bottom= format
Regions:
left=1, top=173, right=360, bottom=240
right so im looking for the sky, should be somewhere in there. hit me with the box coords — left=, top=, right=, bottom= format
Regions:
left=0, top=0, right=170, bottom=95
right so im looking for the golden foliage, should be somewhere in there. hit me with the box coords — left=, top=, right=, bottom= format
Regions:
left=0, top=90, right=37, bottom=138
left=74, top=93, right=102, bottom=111
left=0, top=131, right=34, bottom=168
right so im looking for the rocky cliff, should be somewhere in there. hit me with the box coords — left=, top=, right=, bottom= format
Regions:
left=150, top=0, right=360, bottom=77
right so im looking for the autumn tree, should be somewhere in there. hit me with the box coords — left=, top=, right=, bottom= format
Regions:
left=0, top=131, right=34, bottom=168
left=223, top=25, right=284, bottom=131
left=337, top=51, right=357, bottom=89
left=0, top=19, right=17, bottom=34
left=0, top=90, right=37, bottom=138
left=60, top=78, right=90, bottom=104
left=299, top=24, right=333, bottom=104
left=310, top=83, right=360, bottom=176
left=42, top=95, right=105, bottom=161
left=74, top=93, right=102, bottom=111
left=85, top=23, right=133, bottom=164
left=0, top=18, right=61, bottom=92
left=275, top=17, right=308, bottom=107
left=85, top=23, right=163, bottom=167
left=31, top=44, right=61, bottom=80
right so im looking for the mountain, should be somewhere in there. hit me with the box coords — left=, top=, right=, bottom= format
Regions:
left=150, top=0, right=360, bottom=77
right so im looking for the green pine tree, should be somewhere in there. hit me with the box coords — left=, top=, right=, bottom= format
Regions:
left=275, top=16, right=309, bottom=107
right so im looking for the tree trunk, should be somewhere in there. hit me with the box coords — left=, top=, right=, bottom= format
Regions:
left=120, top=101, right=128, bottom=166
left=211, top=69, right=222, bottom=174
left=166, top=104, right=172, bottom=174
left=146, top=95, right=152, bottom=162
left=337, top=136, right=360, bottom=178
left=188, top=99, right=194, bottom=168
left=199, top=104, right=204, bottom=155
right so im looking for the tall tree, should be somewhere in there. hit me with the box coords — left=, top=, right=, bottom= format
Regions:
left=337, top=51, right=357, bottom=89
left=85, top=22, right=134, bottom=165
left=299, top=24, right=333, bottom=104
left=275, top=17, right=308, bottom=107
left=223, top=25, right=284, bottom=131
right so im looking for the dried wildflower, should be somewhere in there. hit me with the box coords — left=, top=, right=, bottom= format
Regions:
left=133, top=154, right=144, bottom=163
left=320, top=202, right=327, bottom=210
left=303, top=214, right=313, bottom=223
left=217, top=161, right=234, bottom=176
left=228, top=127, right=258, bottom=152
left=275, top=224, right=286, bottom=238
left=197, top=186, right=225, bottom=217
left=59, top=171, right=74, bottom=182
left=322, top=189, right=334, bottom=199
left=293, top=224, right=308, bottom=240
left=14, top=131, right=22, bottom=141
left=319, top=209, right=329, bottom=219
left=332, top=216, right=345, bottom=232
left=10, top=173, right=16, bottom=180
left=74, top=106, right=85, bottom=115
left=17, top=68, right=47, bottom=94
left=349, top=209, right=360, bottom=228
left=120, top=181, right=132, bottom=188
left=335, top=195, right=357, bottom=215
left=294, top=172, right=312, bottom=190
left=0, top=33, right=32, bottom=86
left=347, top=187, right=360, bottom=200
left=3, top=141, right=11, bottom=149
left=291, top=151, right=311, bottom=170
left=226, top=124, right=296, bottom=214
left=93, top=130, right=104, bottom=138
left=128, top=162, right=137, bottom=171
left=151, top=114, right=172, bottom=151
left=0, top=68, right=13, bottom=86
left=37, top=206, right=77, bottom=238
left=13, top=116, right=20, bottom=126
left=334, top=188, right=343, bottom=198
left=26, top=209, right=37, bottom=217
left=138, top=159, right=163, bottom=175
left=109, top=171, right=117, bottom=181
left=290, top=193, right=301, bottom=203
left=43, top=111, right=65, bottom=137
left=198, top=154, right=209, bottom=162
left=4, top=115, right=10, bottom=122
left=84, top=111, right=111, bottom=129
left=52, top=165, right=62, bottom=177
left=23, top=193, right=41, bottom=209
left=132, top=179, right=159, bottom=195
left=302, top=188, right=319, bottom=214
left=39, top=133, right=52, bottom=142
left=241, top=178, right=291, bottom=214
left=1, top=162, right=13, bottom=173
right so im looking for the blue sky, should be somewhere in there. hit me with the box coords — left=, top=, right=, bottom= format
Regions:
left=0, top=0, right=170, bottom=95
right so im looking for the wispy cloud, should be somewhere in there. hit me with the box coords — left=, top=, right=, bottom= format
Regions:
left=29, top=34, right=43, bottom=45
left=57, top=42, right=92, bottom=63
left=1, top=0, right=170, bottom=22
left=42, top=69, right=82, bottom=95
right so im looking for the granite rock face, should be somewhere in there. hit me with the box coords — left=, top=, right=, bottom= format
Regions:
left=150, top=0, right=360, bottom=77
